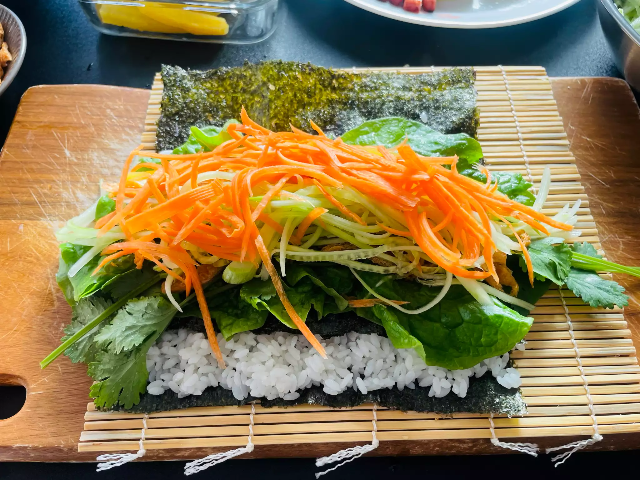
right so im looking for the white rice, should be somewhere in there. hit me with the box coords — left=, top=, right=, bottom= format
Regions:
left=146, top=330, right=521, bottom=401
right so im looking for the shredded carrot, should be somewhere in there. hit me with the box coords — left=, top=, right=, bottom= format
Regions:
left=89, top=109, right=573, bottom=358
left=313, top=180, right=365, bottom=225
left=290, top=207, right=328, bottom=245
left=255, top=235, right=327, bottom=358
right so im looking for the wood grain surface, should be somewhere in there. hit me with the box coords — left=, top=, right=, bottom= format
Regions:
left=1, top=78, right=640, bottom=462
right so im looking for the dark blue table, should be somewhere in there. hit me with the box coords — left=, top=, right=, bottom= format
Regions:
left=1, top=0, right=636, bottom=477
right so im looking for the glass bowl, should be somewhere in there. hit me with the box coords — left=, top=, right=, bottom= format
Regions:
left=77, top=0, right=281, bottom=44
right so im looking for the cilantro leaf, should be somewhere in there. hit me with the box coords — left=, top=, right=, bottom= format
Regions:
left=566, top=269, right=628, bottom=309
left=89, top=345, right=150, bottom=410
left=95, top=296, right=177, bottom=354
left=519, top=237, right=572, bottom=285
left=62, top=296, right=113, bottom=364
left=565, top=242, right=628, bottom=309
left=88, top=296, right=177, bottom=409
left=572, top=242, right=602, bottom=259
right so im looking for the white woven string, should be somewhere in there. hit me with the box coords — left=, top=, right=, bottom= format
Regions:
left=488, top=413, right=539, bottom=456
left=184, top=403, right=256, bottom=475
left=545, top=288, right=602, bottom=466
left=315, top=404, right=379, bottom=478
left=498, top=65, right=536, bottom=194
left=96, top=413, right=148, bottom=471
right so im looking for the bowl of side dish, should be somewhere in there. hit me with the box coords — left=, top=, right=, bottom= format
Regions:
left=0, top=5, right=26, bottom=97
left=599, top=0, right=640, bottom=90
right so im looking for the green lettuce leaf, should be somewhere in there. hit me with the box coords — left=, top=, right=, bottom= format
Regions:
left=341, top=117, right=535, bottom=205
left=172, top=120, right=240, bottom=154
left=88, top=296, right=177, bottom=409
left=94, top=195, right=116, bottom=221
left=285, top=263, right=352, bottom=313
left=507, top=255, right=552, bottom=316
left=566, top=243, right=628, bottom=309
left=62, top=296, right=113, bottom=364
left=355, top=273, right=533, bottom=370
left=57, top=243, right=137, bottom=303
left=519, top=237, right=572, bottom=285
left=240, top=277, right=325, bottom=329
left=211, top=295, right=269, bottom=340
left=341, top=117, right=483, bottom=163
left=95, top=296, right=178, bottom=354
left=456, top=162, right=536, bottom=206
left=135, top=156, right=162, bottom=172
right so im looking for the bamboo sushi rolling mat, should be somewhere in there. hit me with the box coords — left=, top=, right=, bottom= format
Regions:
left=77, top=66, right=640, bottom=456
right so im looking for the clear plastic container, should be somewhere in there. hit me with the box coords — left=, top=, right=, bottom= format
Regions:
left=78, top=0, right=281, bottom=44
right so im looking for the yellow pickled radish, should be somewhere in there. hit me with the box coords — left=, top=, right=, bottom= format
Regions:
left=139, top=5, right=230, bottom=36
left=97, top=4, right=187, bottom=34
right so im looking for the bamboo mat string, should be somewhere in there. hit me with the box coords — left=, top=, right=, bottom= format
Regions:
left=184, top=403, right=256, bottom=475
left=315, top=404, right=379, bottom=478
left=498, top=65, right=536, bottom=193
left=546, top=288, right=602, bottom=466
left=488, top=413, right=539, bottom=456
left=96, top=413, right=148, bottom=471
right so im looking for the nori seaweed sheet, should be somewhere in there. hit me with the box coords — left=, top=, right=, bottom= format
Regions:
left=157, top=61, right=478, bottom=151
left=116, top=370, right=524, bottom=416
left=171, top=310, right=387, bottom=338
left=135, top=62, right=526, bottom=417
left=110, top=313, right=526, bottom=416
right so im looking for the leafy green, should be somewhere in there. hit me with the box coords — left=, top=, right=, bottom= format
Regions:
left=572, top=242, right=601, bottom=258
left=135, top=156, right=162, bottom=172
left=571, top=245, right=640, bottom=278
left=340, top=117, right=535, bottom=205
left=456, top=162, right=536, bottom=206
left=101, top=266, right=159, bottom=300
left=566, top=269, right=628, bottom=309
left=507, top=255, right=552, bottom=316
left=211, top=294, right=269, bottom=340
left=240, top=277, right=324, bottom=329
left=172, top=120, right=240, bottom=155
left=95, top=297, right=178, bottom=354
left=57, top=243, right=136, bottom=303
left=88, top=296, right=177, bottom=409
left=89, top=342, right=152, bottom=410
left=519, top=237, right=572, bottom=285
left=285, top=263, right=352, bottom=312
left=94, top=195, right=116, bottom=221
left=565, top=243, right=628, bottom=309
left=62, top=296, right=113, bottom=364
left=42, top=275, right=164, bottom=369
left=354, top=273, right=533, bottom=370
left=341, top=117, right=483, bottom=163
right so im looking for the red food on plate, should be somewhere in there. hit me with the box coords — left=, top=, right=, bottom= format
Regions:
left=389, top=0, right=403, bottom=5
left=423, top=0, right=436, bottom=11
left=403, top=0, right=421, bottom=12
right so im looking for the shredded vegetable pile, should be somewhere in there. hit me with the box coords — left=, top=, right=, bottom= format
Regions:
left=68, top=109, right=576, bottom=367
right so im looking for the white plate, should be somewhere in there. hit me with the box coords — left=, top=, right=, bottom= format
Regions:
left=343, top=0, right=582, bottom=29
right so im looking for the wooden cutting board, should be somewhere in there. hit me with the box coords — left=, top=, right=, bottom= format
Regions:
left=1, top=78, right=640, bottom=462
